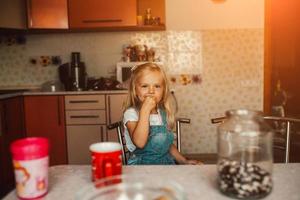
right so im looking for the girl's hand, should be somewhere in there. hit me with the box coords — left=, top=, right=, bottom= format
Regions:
left=185, top=159, right=203, bottom=165
left=141, top=95, right=157, bottom=113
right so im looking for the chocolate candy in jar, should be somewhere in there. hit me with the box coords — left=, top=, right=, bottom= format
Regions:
left=217, top=109, right=273, bottom=199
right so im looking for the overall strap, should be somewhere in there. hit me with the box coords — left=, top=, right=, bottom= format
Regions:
left=159, top=108, right=168, bottom=125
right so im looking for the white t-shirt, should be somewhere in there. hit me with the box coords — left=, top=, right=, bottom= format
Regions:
left=123, top=107, right=163, bottom=152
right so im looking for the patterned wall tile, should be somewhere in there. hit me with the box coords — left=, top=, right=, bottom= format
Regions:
left=0, top=29, right=263, bottom=154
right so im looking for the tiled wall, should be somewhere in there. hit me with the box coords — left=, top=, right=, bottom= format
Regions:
left=177, top=29, right=263, bottom=153
left=0, top=29, right=263, bottom=153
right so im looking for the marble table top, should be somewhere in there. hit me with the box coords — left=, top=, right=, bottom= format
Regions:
left=3, top=164, right=300, bottom=200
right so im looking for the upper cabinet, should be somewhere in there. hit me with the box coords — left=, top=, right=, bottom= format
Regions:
left=0, top=0, right=26, bottom=29
left=1, top=0, right=165, bottom=32
left=69, top=0, right=137, bottom=29
left=27, top=0, right=68, bottom=29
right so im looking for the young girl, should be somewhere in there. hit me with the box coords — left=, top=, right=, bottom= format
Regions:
left=123, top=62, right=200, bottom=165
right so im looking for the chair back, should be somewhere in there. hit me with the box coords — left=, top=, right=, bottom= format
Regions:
left=211, top=115, right=300, bottom=163
left=107, top=121, right=129, bottom=165
left=107, top=118, right=191, bottom=165
left=263, top=116, right=300, bottom=163
left=175, top=118, right=190, bottom=153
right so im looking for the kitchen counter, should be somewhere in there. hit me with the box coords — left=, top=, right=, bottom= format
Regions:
left=3, top=164, right=300, bottom=200
left=0, top=90, right=127, bottom=100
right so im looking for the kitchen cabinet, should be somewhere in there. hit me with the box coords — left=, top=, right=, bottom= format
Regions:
left=69, top=0, right=137, bottom=29
left=0, top=101, right=5, bottom=198
left=106, top=94, right=127, bottom=142
left=26, top=0, right=68, bottom=29
left=64, top=93, right=127, bottom=164
left=65, top=95, right=106, bottom=164
left=1, top=0, right=165, bottom=32
left=0, top=97, right=25, bottom=198
left=0, top=0, right=26, bottom=29
left=66, top=125, right=106, bottom=164
left=23, top=96, right=67, bottom=165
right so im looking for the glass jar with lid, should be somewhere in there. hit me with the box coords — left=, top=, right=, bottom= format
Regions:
left=217, top=109, right=273, bottom=199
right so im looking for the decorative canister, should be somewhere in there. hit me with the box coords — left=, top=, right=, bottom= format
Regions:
left=217, top=109, right=273, bottom=199
left=10, top=137, right=49, bottom=199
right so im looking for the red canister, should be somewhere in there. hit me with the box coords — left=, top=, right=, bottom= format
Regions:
left=10, top=137, right=49, bottom=199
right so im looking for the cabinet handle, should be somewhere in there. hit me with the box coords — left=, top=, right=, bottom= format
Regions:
left=69, top=100, right=99, bottom=103
left=57, top=97, right=61, bottom=126
left=107, top=96, right=111, bottom=124
left=106, top=127, right=108, bottom=141
left=100, top=126, right=104, bottom=142
left=82, top=19, right=122, bottom=23
left=3, top=103, right=7, bottom=133
left=70, top=115, right=99, bottom=119
left=0, top=116, right=2, bottom=136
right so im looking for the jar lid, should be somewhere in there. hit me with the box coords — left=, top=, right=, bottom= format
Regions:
left=10, top=137, right=49, bottom=160
left=226, top=109, right=263, bottom=118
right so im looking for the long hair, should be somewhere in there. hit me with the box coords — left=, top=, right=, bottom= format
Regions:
left=123, top=63, right=175, bottom=129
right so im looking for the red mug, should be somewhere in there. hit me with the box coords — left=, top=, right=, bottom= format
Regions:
left=89, top=142, right=122, bottom=181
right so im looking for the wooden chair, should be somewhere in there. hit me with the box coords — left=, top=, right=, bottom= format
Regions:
left=211, top=116, right=300, bottom=163
left=107, top=118, right=191, bottom=165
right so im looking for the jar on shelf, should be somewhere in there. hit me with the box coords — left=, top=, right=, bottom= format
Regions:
left=144, top=8, right=152, bottom=25
left=217, top=109, right=273, bottom=199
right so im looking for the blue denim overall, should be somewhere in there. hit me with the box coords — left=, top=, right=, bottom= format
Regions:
left=128, top=109, right=176, bottom=165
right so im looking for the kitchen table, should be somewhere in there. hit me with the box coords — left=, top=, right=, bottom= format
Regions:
left=3, top=164, right=300, bottom=200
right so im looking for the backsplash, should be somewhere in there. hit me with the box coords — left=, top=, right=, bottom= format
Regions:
left=178, top=29, right=263, bottom=153
left=0, top=29, right=263, bottom=153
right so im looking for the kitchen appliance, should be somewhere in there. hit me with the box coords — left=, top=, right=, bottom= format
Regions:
left=87, top=77, right=120, bottom=90
left=116, top=62, right=163, bottom=83
left=59, top=52, right=87, bottom=91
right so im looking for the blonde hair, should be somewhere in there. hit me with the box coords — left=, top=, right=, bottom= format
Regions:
left=123, top=63, right=175, bottom=129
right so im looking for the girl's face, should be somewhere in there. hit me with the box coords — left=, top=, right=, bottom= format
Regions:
left=135, top=70, right=164, bottom=104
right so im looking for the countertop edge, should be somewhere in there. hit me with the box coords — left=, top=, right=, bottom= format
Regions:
left=0, top=90, right=128, bottom=100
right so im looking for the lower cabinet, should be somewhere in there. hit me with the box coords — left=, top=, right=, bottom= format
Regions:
left=66, top=125, right=106, bottom=164
left=65, top=93, right=127, bottom=164
left=0, top=97, right=25, bottom=198
left=0, top=134, right=5, bottom=198
left=0, top=100, right=6, bottom=198
left=0, top=92, right=126, bottom=177
left=106, top=94, right=127, bottom=142
left=23, top=95, right=67, bottom=166
left=65, top=95, right=106, bottom=164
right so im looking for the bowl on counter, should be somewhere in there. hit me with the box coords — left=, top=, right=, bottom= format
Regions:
left=41, top=81, right=65, bottom=92
left=76, top=174, right=186, bottom=200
